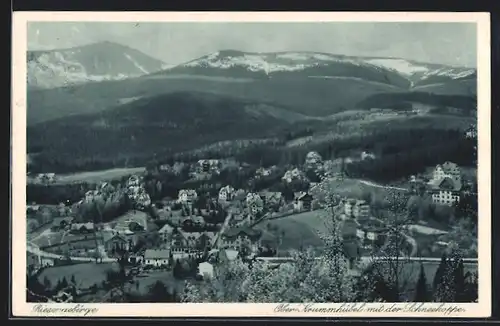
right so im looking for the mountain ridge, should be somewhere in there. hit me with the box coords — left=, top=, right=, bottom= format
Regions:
left=26, top=46, right=477, bottom=125
left=27, top=41, right=166, bottom=89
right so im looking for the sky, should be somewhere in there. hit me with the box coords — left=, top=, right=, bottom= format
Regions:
left=27, top=22, right=477, bottom=68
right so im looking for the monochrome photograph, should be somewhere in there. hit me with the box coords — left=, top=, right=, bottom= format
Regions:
left=11, top=12, right=491, bottom=317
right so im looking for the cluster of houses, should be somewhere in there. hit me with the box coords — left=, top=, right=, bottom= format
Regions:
left=30, top=173, right=57, bottom=184
left=335, top=198, right=386, bottom=246
left=410, top=161, right=470, bottom=206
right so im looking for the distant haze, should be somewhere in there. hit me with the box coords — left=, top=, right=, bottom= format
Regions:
left=28, top=21, right=477, bottom=68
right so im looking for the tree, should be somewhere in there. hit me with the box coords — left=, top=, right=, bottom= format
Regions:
left=70, top=274, right=76, bottom=285
left=433, top=254, right=448, bottom=294
left=182, top=256, right=250, bottom=302
left=368, top=189, right=413, bottom=302
left=414, top=263, right=430, bottom=302
left=60, top=277, right=69, bottom=289
left=148, top=281, right=175, bottom=302
left=317, top=205, right=356, bottom=302
left=43, top=276, right=52, bottom=291
left=432, top=250, right=470, bottom=302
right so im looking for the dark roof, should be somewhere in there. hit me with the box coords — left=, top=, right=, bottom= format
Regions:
left=144, top=249, right=171, bottom=259
left=428, top=176, right=461, bottom=192
left=103, top=232, right=127, bottom=243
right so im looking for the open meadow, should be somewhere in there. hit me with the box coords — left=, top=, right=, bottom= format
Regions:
left=51, top=167, right=146, bottom=185
left=37, top=262, right=120, bottom=289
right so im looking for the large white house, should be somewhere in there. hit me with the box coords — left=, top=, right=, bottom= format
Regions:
left=143, top=249, right=171, bottom=267
left=428, top=162, right=463, bottom=206
left=430, top=162, right=462, bottom=187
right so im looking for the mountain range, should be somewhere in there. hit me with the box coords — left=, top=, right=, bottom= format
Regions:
left=26, top=42, right=477, bottom=172
left=27, top=41, right=167, bottom=89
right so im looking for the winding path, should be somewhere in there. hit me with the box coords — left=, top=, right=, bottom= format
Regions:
left=211, top=212, right=233, bottom=248
left=358, top=179, right=408, bottom=192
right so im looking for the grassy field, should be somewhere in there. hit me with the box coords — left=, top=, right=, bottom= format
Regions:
left=38, top=262, right=120, bottom=289
left=312, top=178, right=407, bottom=203
left=256, top=210, right=326, bottom=252
left=54, top=167, right=146, bottom=184
left=128, top=270, right=185, bottom=296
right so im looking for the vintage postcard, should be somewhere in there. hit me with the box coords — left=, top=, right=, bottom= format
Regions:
left=11, top=11, right=491, bottom=318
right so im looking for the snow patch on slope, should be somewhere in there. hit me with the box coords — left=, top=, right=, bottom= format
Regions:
left=28, top=51, right=131, bottom=88
left=365, top=58, right=430, bottom=76
left=124, top=53, right=149, bottom=74
left=183, top=51, right=375, bottom=73
left=421, top=68, right=476, bottom=80
left=185, top=52, right=319, bottom=72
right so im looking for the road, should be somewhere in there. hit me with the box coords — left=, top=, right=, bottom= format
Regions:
left=211, top=212, right=233, bottom=248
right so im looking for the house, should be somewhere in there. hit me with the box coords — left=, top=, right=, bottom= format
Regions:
left=103, top=232, right=131, bottom=254
left=181, top=216, right=206, bottom=230
left=143, top=249, right=171, bottom=267
left=113, top=211, right=149, bottom=234
left=57, top=202, right=71, bottom=216
left=428, top=177, right=462, bottom=206
left=182, top=230, right=215, bottom=251
left=50, top=216, right=74, bottom=231
left=127, top=175, right=141, bottom=187
left=340, top=198, right=370, bottom=221
left=219, top=227, right=262, bottom=254
left=282, top=168, right=305, bottom=183
left=219, top=249, right=240, bottom=263
left=177, top=189, right=198, bottom=204
left=197, top=159, right=220, bottom=173
left=259, top=191, right=284, bottom=212
left=159, top=164, right=172, bottom=172
left=170, top=229, right=215, bottom=253
left=356, top=218, right=387, bottom=245
left=170, top=231, right=189, bottom=253
left=135, top=192, right=152, bottom=208
left=197, top=262, right=214, bottom=279
left=430, top=161, right=462, bottom=187
left=361, top=151, right=376, bottom=161
left=304, top=151, right=323, bottom=170
left=255, top=167, right=272, bottom=178
left=246, top=193, right=263, bottom=217
left=352, top=200, right=370, bottom=221
left=219, top=185, right=235, bottom=202
left=293, top=192, right=313, bottom=211
left=36, top=173, right=56, bottom=184
left=158, top=223, right=175, bottom=243
left=465, top=125, right=477, bottom=139
left=70, top=222, right=94, bottom=234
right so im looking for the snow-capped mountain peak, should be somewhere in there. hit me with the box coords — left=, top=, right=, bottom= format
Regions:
left=182, top=50, right=369, bottom=74
left=179, top=50, right=476, bottom=87
left=27, top=41, right=165, bottom=89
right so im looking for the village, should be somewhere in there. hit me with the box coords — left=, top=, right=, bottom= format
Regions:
left=26, top=137, right=478, bottom=303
